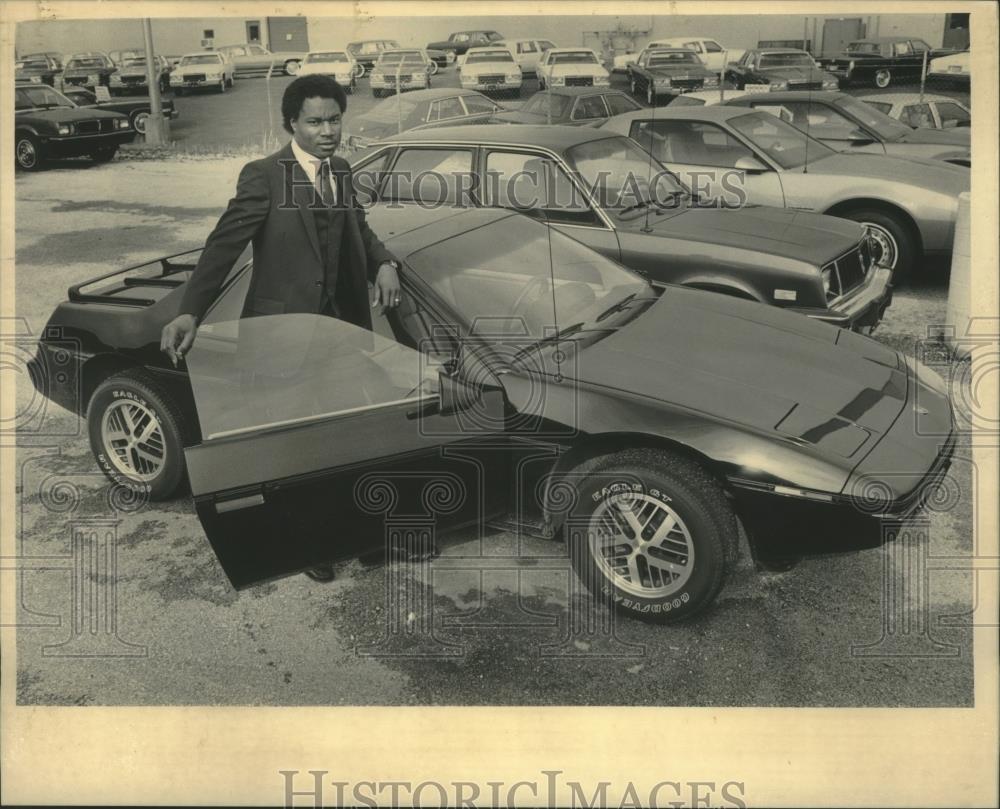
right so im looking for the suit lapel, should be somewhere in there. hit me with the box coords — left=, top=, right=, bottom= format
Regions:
left=277, top=144, right=322, bottom=264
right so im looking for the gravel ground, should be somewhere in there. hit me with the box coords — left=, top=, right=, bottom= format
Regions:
left=11, top=138, right=975, bottom=707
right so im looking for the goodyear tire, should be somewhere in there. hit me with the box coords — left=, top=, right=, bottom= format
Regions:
left=564, top=449, right=737, bottom=623
left=87, top=369, right=189, bottom=501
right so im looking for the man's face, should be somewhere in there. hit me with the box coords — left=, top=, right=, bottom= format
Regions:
left=290, top=96, right=343, bottom=158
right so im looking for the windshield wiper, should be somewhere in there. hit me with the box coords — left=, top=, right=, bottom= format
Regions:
left=512, top=321, right=586, bottom=360
left=595, top=293, right=638, bottom=322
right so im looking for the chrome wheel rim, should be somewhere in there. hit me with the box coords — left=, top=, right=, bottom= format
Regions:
left=101, top=400, right=166, bottom=481
left=285, top=60, right=300, bottom=75
left=16, top=138, right=37, bottom=168
left=862, top=222, right=899, bottom=269
left=875, top=69, right=890, bottom=88
left=589, top=492, right=695, bottom=598
left=133, top=112, right=149, bottom=134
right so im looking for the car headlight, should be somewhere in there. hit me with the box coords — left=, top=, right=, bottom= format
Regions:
left=594, top=76, right=610, bottom=85
left=821, top=78, right=838, bottom=89
left=848, top=60, right=855, bottom=71
left=821, top=268, right=832, bottom=296
left=114, top=118, right=130, bottom=130
left=704, top=75, right=719, bottom=86
left=770, top=80, right=789, bottom=90
left=110, top=74, right=123, bottom=84
left=656, top=77, right=673, bottom=86
left=551, top=75, right=565, bottom=85
left=206, top=70, right=221, bottom=78
left=446, top=51, right=455, bottom=63
left=505, top=72, right=519, bottom=82
left=57, top=124, right=73, bottom=135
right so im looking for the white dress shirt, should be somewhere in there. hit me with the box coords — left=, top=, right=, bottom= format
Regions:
left=290, top=138, right=336, bottom=204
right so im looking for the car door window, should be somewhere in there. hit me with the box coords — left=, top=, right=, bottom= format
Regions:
left=352, top=150, right=391, bottom=205
left=756, top=100, right=860, bottom=139
left=249, top=45, right=268, bottom=55
left=704, top=40, right=724, bottom=53
left=571, top=95, right=609, bottom=121
left=894, top=41, right=913, bottom=56
left=910, top=39, right=931, bottom=53
left=385, top=148, right=474, bottom=205
left=539, top=41, right=556, bottom=52
left=461, top=94, right=499, bottom=115
left=865, top=100, right=893, bottom=114
left=230, top=46, right=248, bottom=57
left=430, top=96, right=466, bottom=120
left=518, top=41, right=538, bottom=54
left=604, top=92, right=641, bottom=116
left=683, top=41, right=704, bottom=53
left=934, top=101, right=970, bottom=128
left=631, top=119, right=754, bottom=167
left=484, top=150, right=600, bottom=226
left=900, top=103, right=934, bottom=128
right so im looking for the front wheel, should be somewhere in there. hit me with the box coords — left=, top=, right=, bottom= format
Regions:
left=15, top=133, right=44, bottom=170
left=842, top=208, right=915, bottom=284
left=87, top=369, right=190, bottom=501
left=564, top=449, right=738, bottom=623
left=874, top=68, right=892, bottom=88
left=352, top=62, right=366, bottom=79
left=427, top=61, right=439, bottom=76
left=284, top=59, right=301, bottom=76
left=131, top=110, right=150, bottom=134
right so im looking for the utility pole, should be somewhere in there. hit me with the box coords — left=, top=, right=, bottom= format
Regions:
left=142, top=19, right=168, bottom=144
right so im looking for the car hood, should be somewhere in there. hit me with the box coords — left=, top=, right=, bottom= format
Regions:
left=625, top=203, right=863, bottom=265
left=896, top=126, right=970, bottom=147
left=462, top=62, right=518, bottom=74
left=428, top=41, right=460, bottom=51
left=646, top=65, right=716, bottom=78
left=549, top=65, right=608, bottom=77
left=803, top=151, right=969, bottom=193
left=759, top=66, right=831, bottom=81
left=22, top=106, right=127, bottom=122
left=572, top=286, right=907, bottom=448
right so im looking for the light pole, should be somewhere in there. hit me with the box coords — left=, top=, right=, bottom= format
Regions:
left=141, top=19, right=168, bottom=144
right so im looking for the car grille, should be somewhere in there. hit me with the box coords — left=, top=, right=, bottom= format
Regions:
left=824, top=241, right=872, bottom=299
left=787, top=80, right=822, bottom=90
left=76, top=121, right=100, bottom=135
left=123, top=76, right=146, bottom=84
left=66, top=76, right=87, bottom=85
left=672, top=77, right=705, bottom=90
left=185, top=73, right=206, bottom=83
left=565, top=76, right=593, bottom=86
left=478, top=74, right=505, bottom=84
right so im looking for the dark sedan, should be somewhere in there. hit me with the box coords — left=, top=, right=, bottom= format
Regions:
left=351, top=125, right=892, bottom=330
left=426, top=30, right=505, bottom=58
left=723, top=90, right=970, bottom=166
left=61, top=86, right=178, bottom=135
left=14, top=81, right=135, bottom=169
left=342, top=88, right=503, bottom=150
left=108, top=54, right=172, bottom=95
left=62, top=51, right=119, bottom=90
left=31, top=207, right=954, bottom=622
left=726, top=48, right=840, bottom=91
left=345, top=40, right=400, bottom=75
left=626, top=48, right=720, bottom=105
left=821, top=37, right=963, bottom=89
left=14, top=53, right=62, bottom=86
left=492, top=87, right=641, bottom=126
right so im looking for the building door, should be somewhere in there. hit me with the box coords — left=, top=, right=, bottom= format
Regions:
left=820, top=18, right=865, bottom=58
left=245, top=20, right=261, bottom=43
left=266, top=17, right=309, bottom=52
left=943, top=13, right=969, bottom=50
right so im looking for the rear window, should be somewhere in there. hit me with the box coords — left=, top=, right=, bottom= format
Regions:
left=466, top=50, right=514, bottom=63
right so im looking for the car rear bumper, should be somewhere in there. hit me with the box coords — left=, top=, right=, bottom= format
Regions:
left=793, top=266, right=893, bottom=333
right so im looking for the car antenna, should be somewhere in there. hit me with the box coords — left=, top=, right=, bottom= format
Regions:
left=641, top=79, right=656, bottom=233
left=803, top=51, right=815, bottom=174
left=538, top=197, right=563, bottom=379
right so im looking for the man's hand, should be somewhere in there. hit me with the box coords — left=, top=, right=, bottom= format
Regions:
left=160, top=314, right=199, bottom=367
left=371, top=262, right=402, bottom=313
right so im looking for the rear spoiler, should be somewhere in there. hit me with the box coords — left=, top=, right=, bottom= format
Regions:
left=68, top=248, right=203, bottom=306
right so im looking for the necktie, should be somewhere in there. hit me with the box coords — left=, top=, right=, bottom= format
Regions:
left=316, top=160, right=337, bottom=207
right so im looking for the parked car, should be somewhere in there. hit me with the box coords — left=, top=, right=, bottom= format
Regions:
left=659, top=88, right=748, bottom=106
left=425, top=30, right=505, bottom=59
left=352, top=125, right=892, bottom=329
left=612, top=38, right=744, bottom=74
left=61, top=86, right=178, bottom=134
left=296, top=50, right=362, bottom=90
left=108, top=48, right=144, bottom=66
left=62, top=52, right=118, bottom=91
left=424, top=48, right=456, bottom=72
left=537, top=47, right=611, bottom=90
left=601, top=105, right=969, bottom=281
left=14, top=53, right=62, bottom=86
left=169, top=52, right=234, bottom=94
left=14, top=80, right=134, bottom=170
left=460, top=46, right=523, bottom=96
left=495, top=38, right=557, bottom=75
left=821, top=37, right=962, bottom=88
left=30, top=206, right=955, bottom=621
left=345, top=40, right=401, bottom=75
left=627, top=47, right=720, bottom=105
left=927, top=50, right=970, bottom=85
left=216, top=43, right=306, bottom=77
left=491, top=87, right=640, bottom=126
left=370, top=49, right=432, bottom=97
left=859, top=93, right=970, bottom=130
left=726, top=48, right=840, bottom=91
left=723, top=91, right=970, bottom=166
left=108, top=54, right=172, bottom=95
left=22, top=51, right=64, bottom=71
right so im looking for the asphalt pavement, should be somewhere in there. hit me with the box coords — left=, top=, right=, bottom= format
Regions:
left=11, top=87, right=976, bottom=707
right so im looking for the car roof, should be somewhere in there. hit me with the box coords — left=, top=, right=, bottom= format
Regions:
left=180, top=51, right=224, bottom=57
left=547, top=47, right=598, bottom=53
left=731, top=90, right=845, bottom=103
left=535, top=86, right=628, bottom=97
left=381, top=123, right=620, bottom=148
left=753, top=47, right=810, bottom=54
left=857, top=92, right=962, bottom=105
left=849, top=37, right=918, bottom=44
left=606, top=105, right=760, bottom=125
left=369, top=87, right=494, bottom=102
left=380, top=48, right=423, bottom=54
left=466, top=45, right=513, bottom=52
left=646, top=48, right=700, bottom=55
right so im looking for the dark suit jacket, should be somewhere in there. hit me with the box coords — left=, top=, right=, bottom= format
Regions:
left=180, top=142, right=396, bottom=331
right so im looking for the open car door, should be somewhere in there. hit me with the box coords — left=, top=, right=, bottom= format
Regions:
left=184, top=313, right=510, bottom=588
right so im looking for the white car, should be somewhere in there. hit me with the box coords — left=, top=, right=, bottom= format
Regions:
left=859, top=93, right=970, bottom=130
left=169, top=51, right=234, bottom=94
left=370, top=49, right=432, bottom=97
left=494, top=38, right=557, bottom=75
left=460, top=46, right=523, bottom=95
left=612, top=38, right=744, bottom=74
left=928, top=50, right=969, bottom=83
left=297, top=50, right=362, bottom=91
left=537, top=47, right=610, bottom=90
left=661, top=88, right=749, bottom=106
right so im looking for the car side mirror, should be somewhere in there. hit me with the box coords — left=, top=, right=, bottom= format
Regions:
left=733, top=155, right=769, bottom=173
left=847, top=128, right=876, bottom=145
left=437, top=365, right=480, bottom=417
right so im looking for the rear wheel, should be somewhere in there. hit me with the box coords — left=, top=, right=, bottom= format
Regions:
left=352, top=62, right=365, bottom=79
left=87, top=369, right=190, bottom=501
left=874, top=68, right=892, bottom=88
left=428, top=61, right=439, bottom=76
left=842, top=208, right=915, bottom=284
left=563, top=449, right=738, bottom=623
left=15, top=133, right=44, bottom=171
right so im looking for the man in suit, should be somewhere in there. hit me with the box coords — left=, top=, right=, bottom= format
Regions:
left=160, top=75, right=404, bottom=581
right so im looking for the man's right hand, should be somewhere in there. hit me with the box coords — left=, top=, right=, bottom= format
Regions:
left=160, top=314, right=199, bottom=367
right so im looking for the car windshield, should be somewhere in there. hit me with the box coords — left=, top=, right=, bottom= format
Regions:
left=181, top=55, right=222, bottom=65
left=648, top=51, right=701, bottom=65
left=122, top=57, right=149, bottom=67
left=364, top=96, right=421, bottom=124
left=379, top=52, right=425, bottom=65
left=758, top=53, right=815, bottom=68
left=552, top=51, right=598, bottom=64
left=15, top=85, right=76, bottom=110
left=16, top=59, right=49, bottom=70
left=407, top=215, right=649, bottom=342
left=520, top=93, right=571, bottom=116
left=846, top=42, right=882, bottom=55
left=565, top=136, right=689, bottom=213
left=466, top=50, right=514, bottom=63
left=307, top=52, right=349, bottom=62
left=67, top=57, right=105, bottom=69
left=835, top=95, right=914, bottom=141
left=728, top=111, right=836, bottom=169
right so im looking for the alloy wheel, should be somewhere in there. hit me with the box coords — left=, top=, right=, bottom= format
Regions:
left=862, top=221, right=899, bottom=269
left=132, top=111, right=150, bottom=135
left=875, top=69, right=891, bottom=88
left=16, top=137, right=38, bottom=169
left=101, top=400, right=167, bottom=482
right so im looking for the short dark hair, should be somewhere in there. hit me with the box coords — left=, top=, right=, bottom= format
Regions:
left=281, top=75, right=347, bottom=133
